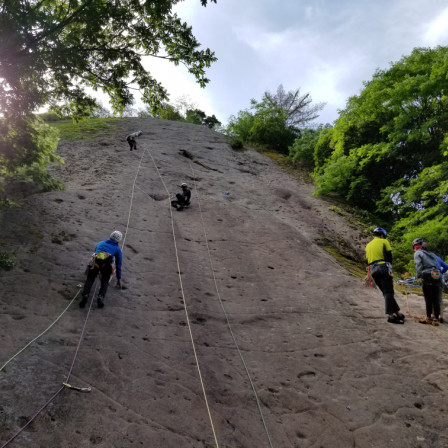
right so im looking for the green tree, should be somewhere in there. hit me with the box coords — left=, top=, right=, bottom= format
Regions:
left=185, top=108, right=206, bottom=125
left=226, top=85, right=322, bottom=153
left=0, top=0, right=217, bottom=178
left=203, top=114, right=221, bottom=129
left=289, top=125, right=331, bottom=168
left=314, top=46, right=448, bottom=213
left=157, top=104, right=184, bottom=121
left=379, top=162, right=448, bottom=271
left=262, top=84, right=326, bottom=127
left=226, top=110, right=255, bottom=142
left=185, top=108, right=221, bottom=128
left=249, top=108, right=298, bottom=153
left=313, top=46, right=448, bottom=269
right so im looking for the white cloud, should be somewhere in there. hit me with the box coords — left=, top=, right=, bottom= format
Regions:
left=131, top=0, right=448, bottom=126
left=423, top=7, right=448, bottom=45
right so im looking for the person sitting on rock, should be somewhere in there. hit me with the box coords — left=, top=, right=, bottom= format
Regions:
left=126, top=130, right=143, bottom=151
left=80, top=230, right=123, bottom=309
left=171, top=182, right=191, bottom=211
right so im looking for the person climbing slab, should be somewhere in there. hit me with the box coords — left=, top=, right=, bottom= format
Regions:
left=126, top=130, right=143, bottom=150
left=80, top=230, right=123, bottom=309
left=171, top=182, right=191, bottom=211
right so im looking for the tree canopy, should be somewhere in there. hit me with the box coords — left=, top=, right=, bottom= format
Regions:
left=314, top=47, right=448, bottom=211
left=0, top=0, right=217, bottom=180
left=263, top=84, right=325, bottom=127
left=310, top=46, right=448, bottom=270
left=226, top=85, right=324, bottom=153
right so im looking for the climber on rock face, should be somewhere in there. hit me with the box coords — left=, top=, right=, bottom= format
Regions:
left=171, top=182, right=191, bottom=211
left=126, top=130, right=143, bottom=151
left=80, top=230, right=123, bottom=309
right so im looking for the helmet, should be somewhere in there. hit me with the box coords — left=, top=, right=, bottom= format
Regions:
left=110, top=230, right=123, bottom=242
left=373, top=227, right=387, bottom=237
left=412, top=238, right=424, bottom=249
left=181, top=183, right=188, bottom=188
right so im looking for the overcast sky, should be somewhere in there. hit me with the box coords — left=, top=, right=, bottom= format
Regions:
left=140, top=0, right=448, bottom=125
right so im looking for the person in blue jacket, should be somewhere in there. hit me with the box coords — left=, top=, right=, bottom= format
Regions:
left=80, top=230, right=123, bottom=309
left=432, top=246, right=448, bottom=323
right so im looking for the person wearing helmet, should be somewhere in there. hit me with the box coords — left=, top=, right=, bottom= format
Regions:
left=171, top=182, right=191, bottom=211
left=413, top=239, right=442, bottom=325
left=79, top=230, right=123, bottom=309
left=365, top=227, right=404, bottom=324
left=126, top=130, right=143, bottom=151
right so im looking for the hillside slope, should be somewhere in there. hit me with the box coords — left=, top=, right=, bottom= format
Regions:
left=1, top=118, right=448, bottom=448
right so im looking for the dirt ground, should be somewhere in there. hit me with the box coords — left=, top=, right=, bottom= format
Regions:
left=1, top=118, right=448, bottom=448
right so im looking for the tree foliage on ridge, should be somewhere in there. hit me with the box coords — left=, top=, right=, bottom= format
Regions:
left=0, top=0, right=217, bottom=181
left=226, top=85, right=324, bottom=153
left=311, top=46, right=448, bottom=270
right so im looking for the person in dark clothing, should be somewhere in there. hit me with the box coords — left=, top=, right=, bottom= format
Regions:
left=413, top=239, right=442, bottom=326
left=80, top=230, right=123, bottom=309
left=126, top=130, right=142, bottom=151
left=365, top=227, right=404, bottom=324
left=171, top=183, right=191, bottom=211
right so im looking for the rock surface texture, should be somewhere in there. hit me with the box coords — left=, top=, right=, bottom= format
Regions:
left=0, top=118, right=447, bottom=448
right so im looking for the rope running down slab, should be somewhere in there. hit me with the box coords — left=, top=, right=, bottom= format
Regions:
left=1, top=149, right=148, bottom=447
left=145, top=146, right=220, bottom=448
left=188, top=161, right=275, bottom=448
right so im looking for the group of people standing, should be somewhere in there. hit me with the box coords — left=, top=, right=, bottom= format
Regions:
left=366, top=227, right=448, bottom=325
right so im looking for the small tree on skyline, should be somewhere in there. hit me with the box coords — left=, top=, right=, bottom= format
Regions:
left=262, top=84, right=326, bottom=127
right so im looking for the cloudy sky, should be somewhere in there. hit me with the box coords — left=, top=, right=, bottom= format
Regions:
left=141, top=0, right=448, bottom=125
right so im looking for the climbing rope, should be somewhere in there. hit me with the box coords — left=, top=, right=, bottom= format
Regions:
left=1, top=148, right=148, bottom=447
left=1, top=285, right=98, bottom=448
left=188, top=161, right=275, bottom=448
left=0, top=290, right=80, bottom=373
left=121, top=148, right=147, bottom=251
left=145, top=147, right=220, bottom=448
left=1, top=146, right=147, bottom=373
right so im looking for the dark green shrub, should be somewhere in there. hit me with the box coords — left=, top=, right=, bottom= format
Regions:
left=0, top=251, right=16, bottom=270
left=230, top=136, right=244, bottom=150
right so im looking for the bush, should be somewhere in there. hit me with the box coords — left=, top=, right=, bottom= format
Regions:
left=289, top=125, right=331, bottom=169
left=230, top=136, right=244, bottom=150
left=16, top=163, right=65, bottom=191
left=158, top=104, right=183, bottom=121
left=0, top=251, right=16, bottom=270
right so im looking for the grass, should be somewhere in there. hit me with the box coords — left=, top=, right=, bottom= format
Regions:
left=49, top=118, right=118, bottom=141
left=319, top=244, right=366, bottom=278
left=261, top=150, right=314, bottom=183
